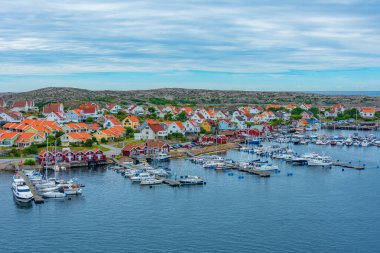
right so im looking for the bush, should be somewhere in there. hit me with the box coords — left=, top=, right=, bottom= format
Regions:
left=24, top=159, right=36, bottom=165
left=23, top=145, right=38, bottom=155
left=101, top=138, right=108, bottom=143
left=9, top=148, right=21, bottom=157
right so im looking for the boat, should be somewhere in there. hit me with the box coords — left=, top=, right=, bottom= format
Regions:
left=203, top=161, right=217, bottom=169
left=12, top=175, right=33, bottom=203
left=307, top=156, right=333, bottom=166
left=56, top=181, right=83, bottom=195
left=152, top=152, right=170, bottom=162
left=130, top=173, right=153, bottom=182
left=345, top=138, right=353, bottom=146
left=140, top=178, right=163, bottom=185
left=42, top=191, right=66, bottom=198
left=179, top=175, right=204, bottom=185
left=38, top=186, right=60, bottom=193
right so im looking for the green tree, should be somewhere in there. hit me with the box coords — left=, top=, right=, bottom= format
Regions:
left=176, top=111, right=188, bottom=122
left=291, top=107, right=304, bottom=115
left=84, top=139, right=93, bottom=147
left=291, top=115, right=302, bottom=120
left=164, top=112, right=173, bottom=121
left=86, top=117, right=94, bottom=123
left=309, top=107, right=319, bottom=116
left=24, top=159, right=36, bottom=165
left=101, top=137, right=108, bottom=143
left=125, top=127, right=135, bottom=138
left=23, top=145, right=38, bottom=155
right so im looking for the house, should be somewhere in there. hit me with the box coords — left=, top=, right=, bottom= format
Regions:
left=61, top=123, right=91, bottom=133
left=122, top=144, right=145, bottom=157
left=15, top=132, right=44, bottom=147
left=300, top=104, right=312, bottom=110
left=191, top=112, right=206, bottom=124
left=60, top=132, right=92, bottom=146
left=0, top=132, right=20, bottom=146
left=231, top=116, right=247, bottom=129
left=166, top=121, right=186, bottom=134
left=65, top=109, right=85, bottom=122
left=200, top=121, right=212, bottom=133
left=275, top=111, right=291, bottom=121
left=325, top=109, right=338, bottom=118
left=126, top=105, right=145, bottom=116
left=182, top=107, right=195, bottom=117
left=297, top=119, right=309, bottom=127
left=140, top=123, right=168, bottom=140
left=360, top=108, right=375, bottom=118
left=218, top=119, right=235, bottom=131
left=145, top=140, right=170, bottom=155
left=45, top=112, right=66, bottom=123
left=78, top=102, right=101, bottom=119
left=105, top=103, right=122, bottom=114
left=93, top=126, right=125, bottom=142
left=0, top=108, right=23, bottom=122
left=122, top=115, right=140, bottom=129
left=301, top=111, right=313, bottom=120
left=102, top=115, right=122, bottom=128
left=42, top=103, right=64, bottom=116
left=183, top=120, right=200, bottom=134
left=11, top=100, right=35, bottom=112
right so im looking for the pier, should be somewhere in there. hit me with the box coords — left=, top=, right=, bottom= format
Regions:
left=19, top=171, right=44, bottom=204
left=332, top=162, right=365, bottom=170
left=161, top=178, right=181, bottom=187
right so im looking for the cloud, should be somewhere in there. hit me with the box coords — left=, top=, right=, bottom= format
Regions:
left=0, top=0, right=379, bottom=88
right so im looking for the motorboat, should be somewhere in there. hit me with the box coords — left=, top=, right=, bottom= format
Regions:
left=35, top=178, right=57, bottom=189
left=140, top=178, right=163, bottom=185
left=179, top=175, right=204, bottom=185
left=56, top=181, right=83, bottom=195
left=152, top=152, right=170, bottom=162
left=12, top=175, right=33, bottom=203
left=307, top=156, right=333, bottom=166
left=345, top=138, right=353, bottom=146
left=203, top=161, right=217, bottom=169
left=38, top=186, right=60, bottom=193
left=130, top=173, right=153, bottom=182
left=42, top=191, right=66, bottom=198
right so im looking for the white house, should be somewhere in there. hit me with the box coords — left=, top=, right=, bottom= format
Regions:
left=360, top=108, right=375, bottom=118
left=140, top=123, right=168, bottom=140
left=183, top=120, right=200, bottom=134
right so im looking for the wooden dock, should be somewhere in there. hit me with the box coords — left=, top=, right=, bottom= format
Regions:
left=19, top=172, right=44, bottom=204
left=333, top=162, right=365, bottom=170
left=162, top=178, right=181, bottom=187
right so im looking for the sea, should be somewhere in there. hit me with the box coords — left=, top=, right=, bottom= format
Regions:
left=1, top=129, right=380, bottom=253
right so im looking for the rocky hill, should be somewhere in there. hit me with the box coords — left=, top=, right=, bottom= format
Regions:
left=1, top=87, right=379, bottom=108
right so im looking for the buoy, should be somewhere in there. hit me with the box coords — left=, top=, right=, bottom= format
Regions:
left=342, top=169, right=344, bottom=171
left=337, top=160, right=339, bottom=162
left=149, top=186, right=153, bottom=188
left=349, top=162, right=351, bottom=164
left=68, top=198, right=71, bottom=200
left=363, top=164, right=366, bottom=167
left=287, top=172, right=293, bottom=176
left=204, top=182, right=207, bottom=184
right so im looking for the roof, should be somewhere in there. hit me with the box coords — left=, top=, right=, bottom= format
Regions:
left=66, top=132, right=92, bottom=141
left=146, top=140, right=169, bottom=149
left=0, top=132, right=19, bottom=141
left=15, top=132, right=37, bottom=143
left=43, top=103, right=63, bottom=114
left=78, top=103, right=99, bottom=114
left=0, top=108, right=23, bottom=120
left=361, top=108, right=375, bottom=113
left=148, top=123, right=165, bottom=132
left=12, top=100, right=28, bottom=108
left=129, top=115, right=139, bottom=122
left=122, top=144, right=145, bottom=151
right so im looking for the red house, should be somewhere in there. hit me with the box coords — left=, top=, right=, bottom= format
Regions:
left=94, top=150, right=106, bottom=161
left=122, top=144, right=145, bottom=157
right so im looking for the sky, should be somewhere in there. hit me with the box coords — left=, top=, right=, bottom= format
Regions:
left=0, top=0, right=379, bottom=92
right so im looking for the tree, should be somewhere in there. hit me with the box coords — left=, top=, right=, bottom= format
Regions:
left=148, top=107, right=156, bottom=114
left=309, top=107, right=319, bottom=116
left=164, top=112, right=173, bottom=121
left=86, top=117, right=94, bottom=123
left=291, top=115, right=302, bottom=120
left=125, top=127, right=134, bottom=138
left=24, top=159, right=36, bottom=165
left=84, top=139, right=93, bottom=147
left=10, top=148, right=21, bottom=157
left=375, top=111, right=380, bottom=119
left=176, top=111, right=188, bottom=122
left=23, top=145, right=38, bottom=155
left=291, top=107, right=304, bottom=115
left=101, top=137, right=108, bottom=143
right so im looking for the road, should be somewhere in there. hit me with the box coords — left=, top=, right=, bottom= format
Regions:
left=100, top=144, right=122, bottom=157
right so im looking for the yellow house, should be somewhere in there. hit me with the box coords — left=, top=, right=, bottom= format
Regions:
left=93, top=130, right=109, bottom=142
left=122, top=116, right=140, bottom=129
left=200, top=121, right=212, bottom=133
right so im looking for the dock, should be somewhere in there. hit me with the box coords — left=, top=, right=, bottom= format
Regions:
left=161, top=178, right=181, bottom=187
left=332, top=162, right=365, bottom=170
left=19, top=171, right=44, bottom=204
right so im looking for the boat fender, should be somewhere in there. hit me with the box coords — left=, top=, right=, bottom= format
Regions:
left=204, top=182, right=207, bottom=185
left=287, top=173, right=293, bottom=176
left=68, top=198, right=71, bottom=200
left=149, top=186, right=153, bottom=188
left=342, top=169, right=344, bottom=171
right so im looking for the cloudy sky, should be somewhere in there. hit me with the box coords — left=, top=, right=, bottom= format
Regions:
left=0, top=0, right=379, bottom=91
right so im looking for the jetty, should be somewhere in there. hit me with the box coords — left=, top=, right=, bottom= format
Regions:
left=332, top=162, right=365, bottom=170
left=19, top=171, right=44, bottom=204
left=161, top=178, right=181, bottom=187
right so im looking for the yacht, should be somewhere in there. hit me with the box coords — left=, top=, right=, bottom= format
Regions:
left=130, top=173, right=153, bottom=182
left=307, top=156, right=333, bottom=167
left=42, top=191, right=66, bottom=198
left=203, top=161, right=217, bottom=169
left=140, top=178, right=163, bottom=185
left=12, top=175, right=34, bottom=203
left=345, top=138, right=353, bottom=146
left=152, top=152, right=170, bottom=162
left=179, top=175, right=204, bottom=185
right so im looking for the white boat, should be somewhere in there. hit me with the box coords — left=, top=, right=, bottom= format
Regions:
left=345, top=138, right=353, bottom=146
left=307, top=156, right=333, bottom=166
left=179, top=175, right=204, bottom=185
left=12, top=175, right=33, bottom=203
left=152, top=152, right=170, bottom=162
left=203, top=161, right=217, bottom=168
left=42, top=191, right=66, bottom=198
left=56, top=183, right=83, bottom=195
left=38, top=186, right=60, bottom=193
left=140, top=178, right=163, bottom=185
left=361, top=140, right=369, bottom=147
left=130, top=173, right=153, bottom=182
left=35, top=178, right=57, bottom=189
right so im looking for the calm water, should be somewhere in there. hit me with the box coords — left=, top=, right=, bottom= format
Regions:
left=1, top=131, right=380, bottom=252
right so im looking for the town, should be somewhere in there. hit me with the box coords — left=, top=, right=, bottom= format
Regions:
left=0, top=96, right=379, bottom=168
